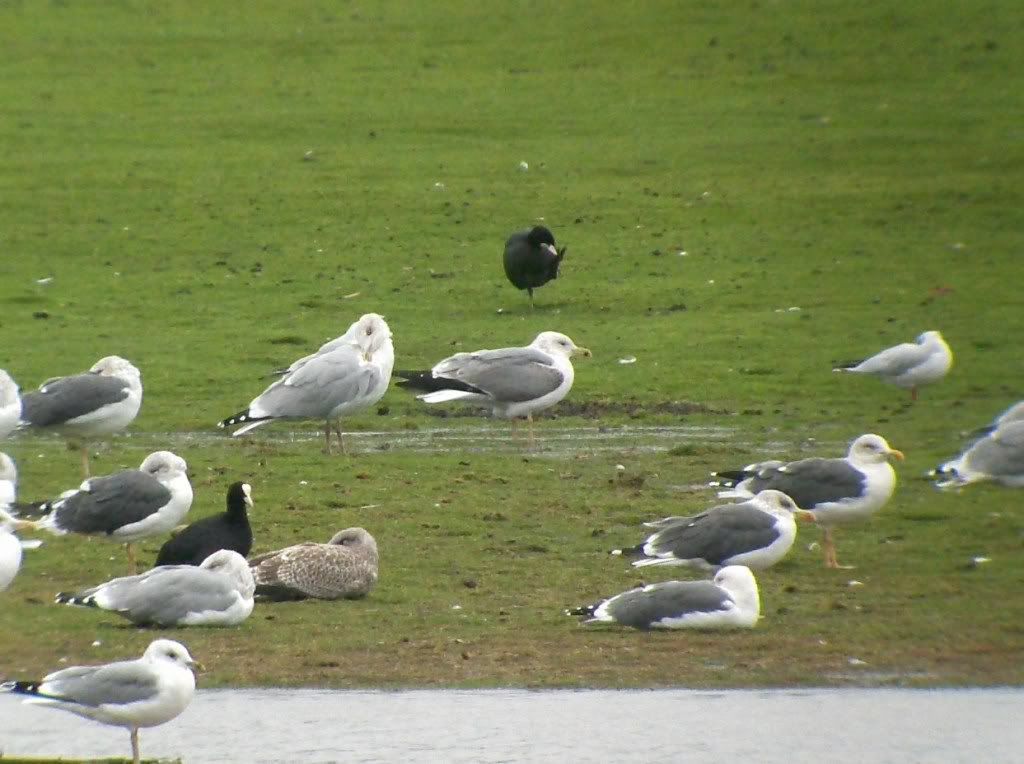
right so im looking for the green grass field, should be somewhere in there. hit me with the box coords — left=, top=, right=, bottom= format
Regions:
left=1, top=0, right=1022, bottom=688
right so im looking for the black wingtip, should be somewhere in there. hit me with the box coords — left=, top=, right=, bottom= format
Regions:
left=610, top=543, right=645, bottom=560
left=10, top=500, right=51, bottom=518
left=219, top=409, right=257, bottom=428
left=2, top=680, right=42, bottom=695
left=55, top=592, right=95, bottom=607
left=565, top=603, right=597, bottom=618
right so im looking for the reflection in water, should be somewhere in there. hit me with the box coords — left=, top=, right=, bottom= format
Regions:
left=2, top=687, right=1021, bottom=763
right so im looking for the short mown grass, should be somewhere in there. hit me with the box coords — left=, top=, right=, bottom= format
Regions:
left=1, top=0, right=1022, bottom=688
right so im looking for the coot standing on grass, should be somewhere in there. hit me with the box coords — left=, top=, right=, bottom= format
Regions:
left=503, top=225, right=566, bottom=307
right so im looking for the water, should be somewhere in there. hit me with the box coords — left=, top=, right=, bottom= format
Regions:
left=2, top=687, right=1020, bottom=762
left=75, top=423, right=750, bottom=457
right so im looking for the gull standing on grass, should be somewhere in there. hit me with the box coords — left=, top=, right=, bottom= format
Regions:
left=566, top=565, right=761, bottom=630
left=713, top=434, right=904, bottom=569
left=57, top=549, right=255, bottom=627
left=219, top=313, right=394, bottom=453
left=833, top=330, right=952, bottom=401
left=1, top=639, right=201, bottom=764
left=19, top=356, right=143, bottom=476
left=395, top=331, right=591, bottom=440
left=0, top=369, right=22, bottom=440
left=14, top=451, right=192, bottom=573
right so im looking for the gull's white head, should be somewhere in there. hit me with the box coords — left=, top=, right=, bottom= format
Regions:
left=144, top=639, right=202, bottom=672
left=200, top=549, right=256, bottom=597
left=916, top=330, right=944, bottom=346
left=346, top=313, right=393, bottom=359
left=328, top=527, right=378, bottom=554
left=531, top=331, right=592, bottom=359
left=713, top=565, right=760, bottom=616
left=90, top=356, right=142, bottom=388
left=755, top=489, right=816, bottom=523
left=0, top=370, right=19, bottom=405
left=139, top=451, right=189, bottom=479
left=848, top=434, right=904, bottom=465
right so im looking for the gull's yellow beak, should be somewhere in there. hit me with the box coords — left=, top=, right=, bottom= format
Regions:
left=888, top=449, right=905, bottom=461
left=574, top=346, right=593, bottom=358
left=794, top=509, right=818, bottom=523
left=189, top=659, right=206, bottom=673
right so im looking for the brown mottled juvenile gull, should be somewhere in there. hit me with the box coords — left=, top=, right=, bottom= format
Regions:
left=713, top=434, right=904, bottom=569
left=566, top=565, right=760, bottom=630
left=833, top=330, right=952, bottom=401
left=249, top=527, right=378, bottom=600
left=219, top=313, right=394, bottom=453
left=0, top=369, right=22, bottom=440
left=56, top=550, right=255, bottom=627
left=1, top=639, right=200, bottom=764
left=17, top=451, right=192, bottom=573
left=20, top=356, right=143, bottom=476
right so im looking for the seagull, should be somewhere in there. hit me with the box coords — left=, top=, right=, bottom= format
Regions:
left=0, top=451, right=16, bottom=507
left=611, top=490, right=812, bottom=571
left=16, top=451, right=193, bottom=573
left=219, top=313, right=394, bottom=453
left=0, top=369, right=22, bottom=440
left=502, top=225, right=566, bottom=307
left=57, top=549, right=255, bottom=627
left=931, top=419, right=1024, bottom=489
left=395, top=331, right=591, bottom=439
left=19, top=356, right=143, bottom=476
left=154, top=482, right=253, bottom=567
left=249, top=527, right=378, bottom=601
left=713, top=434, right=904, bottom=568
left=566, top=565, right=761, bottom=630
left=833, top=330, right=952, bottom=401
left=2, top=639, right=201, bottom=764
left=0, top=508, right=32, bottom=592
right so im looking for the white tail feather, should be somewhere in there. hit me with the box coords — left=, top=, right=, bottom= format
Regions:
left=418, top=389, right=477, bottom=404
left=231, top=419, right=273, bottom=437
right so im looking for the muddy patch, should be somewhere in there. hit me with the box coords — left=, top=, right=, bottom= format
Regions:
left=420, top=399, right=728, bottom=420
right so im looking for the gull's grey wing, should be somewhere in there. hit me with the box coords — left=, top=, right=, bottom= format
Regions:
left=53, top=471, right=171, bottom=534
left=271, top=335, right=355, bottom=377
left=851, top=342, right=926, bottom=376
left=41, top=661, right=161, bottom=707
left=744, top=458, right=865, bottom=507
left=963, top=421, right=1024, bottom=477
left=98, top=568, right=241, bottom=625
left=254, top=346, right=384, bottom=418
left=21, top=375, right=130, bottom=427
left=647, top=505, right=780, bottom=564
left=433, top=347, right=563, bottom=403
left=607, top=580, right=731, bottom=628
